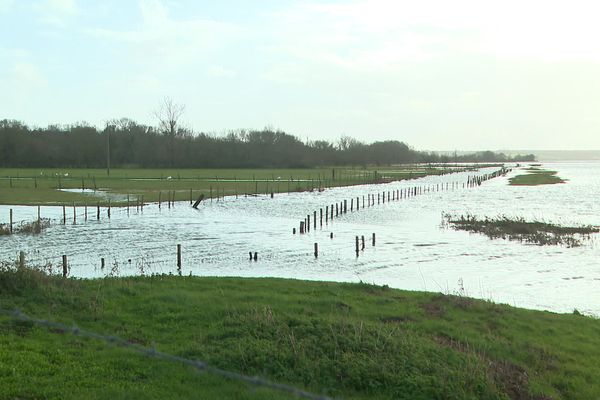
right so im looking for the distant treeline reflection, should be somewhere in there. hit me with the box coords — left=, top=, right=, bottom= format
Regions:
left=0, top=119, right=535, bottom=168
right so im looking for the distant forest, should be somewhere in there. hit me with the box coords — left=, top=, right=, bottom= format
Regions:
left=0, top=119, right=535, bottom=168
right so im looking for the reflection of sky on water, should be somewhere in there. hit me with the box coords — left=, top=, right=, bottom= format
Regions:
left=2, top=162, right=600, bottom=316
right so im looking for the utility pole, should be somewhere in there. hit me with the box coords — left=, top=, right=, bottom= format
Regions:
left=107, top=128, right=111, bottom=177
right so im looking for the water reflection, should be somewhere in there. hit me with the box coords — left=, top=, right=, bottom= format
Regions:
left=2, top=162, right=600, bottom=315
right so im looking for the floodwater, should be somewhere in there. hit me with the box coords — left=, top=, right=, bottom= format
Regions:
left=2, top=162, right=600, bottom=316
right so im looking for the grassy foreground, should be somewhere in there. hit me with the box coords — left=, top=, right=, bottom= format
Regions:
left=1, top=268, right=599, bottom=399
left=0, top=165, right=486, bottom=206
left=509, top=168, right=566, bottom=186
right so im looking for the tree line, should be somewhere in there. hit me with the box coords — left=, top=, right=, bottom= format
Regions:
left=0, top=118, right=535, bottom=168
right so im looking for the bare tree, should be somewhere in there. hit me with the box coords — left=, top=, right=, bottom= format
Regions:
left=154, top=97, right=186, bottom=166
left=154, top=97, right=185, bottom=137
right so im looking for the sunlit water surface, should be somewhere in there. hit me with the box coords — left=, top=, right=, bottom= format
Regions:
left=2, top=162, right=600, bottom=315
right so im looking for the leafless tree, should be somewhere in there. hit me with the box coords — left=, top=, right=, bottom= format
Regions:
left=154, top=97, right=185, bottom=137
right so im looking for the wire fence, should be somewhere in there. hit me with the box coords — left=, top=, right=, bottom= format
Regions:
left=0, top=307, right=335, bottom=400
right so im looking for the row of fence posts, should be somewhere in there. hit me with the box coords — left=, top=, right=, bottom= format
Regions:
left=295, top=167, right=508, bottom=257
left=8, top=168, right=509, bottom=273
left=15, top=251, right=68, bottom=277
left=310, top=232, right=377, bottom=258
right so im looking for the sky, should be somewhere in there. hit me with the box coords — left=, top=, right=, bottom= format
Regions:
left=1, top=0, right=600, bottom=150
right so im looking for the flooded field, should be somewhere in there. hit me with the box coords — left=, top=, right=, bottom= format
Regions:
left=2, top=162, right=600, bottom=315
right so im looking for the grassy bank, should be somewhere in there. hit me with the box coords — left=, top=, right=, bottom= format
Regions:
left=509, top=168, right=566, bottom=186
left=445, top=215, right=599, bottom=247
left=1, top=268, right=599, bottom=399
left=0, top=165, right=488, bottom=206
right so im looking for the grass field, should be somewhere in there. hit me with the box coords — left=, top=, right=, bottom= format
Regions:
left=0, top=165, right=484, bottom=206
left=509, top=168, right=566, bottom=186
left=1, top=266, right=599, bottom=399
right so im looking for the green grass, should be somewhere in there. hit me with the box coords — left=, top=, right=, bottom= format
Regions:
left=0, top=165, right=488, bottom=206
left=509, top=168, right=566, bottom=186
left=1, top=266, right=599, bottom=399
left=446, top=215, right=599, bottom=247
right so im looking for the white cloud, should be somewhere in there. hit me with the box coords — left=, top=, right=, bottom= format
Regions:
left=36, top=0, right=78, bottom=27
left=265, top=0, right=600, bottom=70
left=13, top=62, right=47, bottom=88
left=87, top=0, right=242, bottom=67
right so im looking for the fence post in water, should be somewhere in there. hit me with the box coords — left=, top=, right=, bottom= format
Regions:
left=190, top=189, right=193, bottom=205
left=19, top=251, right=25, bottom=269
left=300, top=221, right=304, bottom=234
left=62, top=255, right=68, bottom=277
left=249, top=252, right=253, bottom=260
left=307, top=215, right=311, bottom=232
left=361, top=235, right=365, bottom=250
left=38, top=206, right=41, bottom=223
left=355, top=236, right=359, bottom=256
left=177, top=244, right=182, bottom=274
left=9, top=209, right=13, bottom=234
left=253, top=252, right=258, bottom=261
left=293, top=228, right=296, bottom=234
left=372, top=233, right=376, bottom=246
left=335, top=203, right=338, bottom=217
left=314, top=243, right=318, bottom=258
left=108, top=200, right=111, bottom=219
left=356, top=196, right=360, bottom=210
left=101, top=258, right=105, bottom=269
left=344, top=200, right=347, bottom=213
left=158, top=191, right=162, bottom=210
left=330, top=232, right=333, bottom=239
left=314, top=211, right=317, bottom=229
left=350, top=198, right=353, bottom=211
left=62, top=205, right=66, bottom=225
left=325, top=206, right=329, bottom=223
left=73, top=203, right=76, bottom=224
left=320, top=208, right=323, bottom=226
left=97, top=203, right=100, bottom=220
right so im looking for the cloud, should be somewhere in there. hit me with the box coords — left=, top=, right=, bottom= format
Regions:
left=87, top=0, right=242, bottom=67
left=36, top=0, right=79, bottom=28
left=7, top=61, right=48, bottom=94
left=265, top=0, right=600, bottom=69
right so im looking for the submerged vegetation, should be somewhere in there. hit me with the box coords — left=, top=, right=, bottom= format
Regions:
left=445, top=214, right=599, bottom=247
left=1, top=265, right=600, bottom=399
left=509, top=167, right=566, bottom=186
left=0, top=218, right=50, bottom=236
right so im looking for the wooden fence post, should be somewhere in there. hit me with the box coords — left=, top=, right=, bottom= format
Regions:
left=62, top=255, right=68, bottom=277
